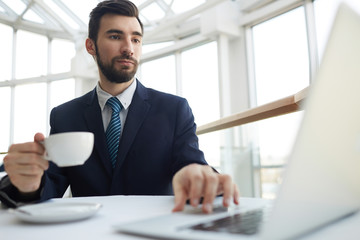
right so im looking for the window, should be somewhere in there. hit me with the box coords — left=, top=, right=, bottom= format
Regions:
left=182, top=42, right=220, bottom=125
left=43, top=0, right=80, bottom=29
left=50, top=79, right=76, bottom=110
left=140, top=55, right=177, bottom=95
left=250, top=7, right=310, bottom=198
left=314, top=0, right=360, bottom=60
left=0, top=26, right=76, bottom=144
left=13, top=83, right=47, bottom=143
left=0, top=23, right=12, bottom=82
left=182, top=42, right=221, bottom=167
left=171, top=0, right=206, bottom=14
left=51, top=39, right=75, bottom=74
left=16, top=30, right=48, bottom=79
left=2, top=0, right=26, bottom=15
left=252, top=7, right=309, bottom=106
left=0, top=87, right=11, bottom=165
left=59, top=0, right=99, bottom=24
left=142, top=41, right=174, bottom=54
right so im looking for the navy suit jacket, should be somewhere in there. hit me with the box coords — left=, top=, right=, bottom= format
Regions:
left=39, top=80, right=207, bottom=201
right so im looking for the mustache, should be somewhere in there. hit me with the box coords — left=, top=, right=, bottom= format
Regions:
left=112, top=55, right=138, bottom=64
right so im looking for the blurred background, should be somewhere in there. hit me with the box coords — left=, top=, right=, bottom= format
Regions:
left=1, top=0, right=359, bottom=199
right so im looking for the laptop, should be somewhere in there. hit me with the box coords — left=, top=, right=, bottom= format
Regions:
left=115, top=3, right=360, bottom=240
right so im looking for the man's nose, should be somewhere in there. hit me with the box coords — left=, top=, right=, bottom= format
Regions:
left=121, top=38, right=134, bottom=56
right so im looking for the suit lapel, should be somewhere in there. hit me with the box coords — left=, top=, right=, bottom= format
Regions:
left=83, top=89, right=113, bottom=177
left=114, top=81, right=150, bottom=172
left=83, top=82, right=151, bottom=185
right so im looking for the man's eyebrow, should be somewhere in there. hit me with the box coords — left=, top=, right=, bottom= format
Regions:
left=133, top=31, right=143, bottom=37
left=106, top=29, right=143, bottom=37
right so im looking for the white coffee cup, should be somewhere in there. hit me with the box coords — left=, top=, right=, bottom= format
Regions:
left=43, top=132, right=94, bottom=167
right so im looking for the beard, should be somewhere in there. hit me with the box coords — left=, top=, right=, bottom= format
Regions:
left=95, top=44, right=139, bottom=84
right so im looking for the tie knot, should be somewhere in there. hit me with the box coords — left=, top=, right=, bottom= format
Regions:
left=106, top=97, right=122, bottom=113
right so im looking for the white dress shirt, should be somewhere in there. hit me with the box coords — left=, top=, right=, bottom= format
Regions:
left=96, top=79, right=137, bottom=137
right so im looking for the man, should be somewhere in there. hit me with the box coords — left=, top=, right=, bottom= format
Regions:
left=0, top=0, right=239, bottom=213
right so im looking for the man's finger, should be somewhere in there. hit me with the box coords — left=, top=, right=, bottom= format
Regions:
left=218, top=174, right=233, bottom=207
left=8, top=142, right=44, bottom=155
left=34, top=132, right=45, bottom=143
left=4, top=152, right=49, bottom=171
left=188, top=168, right=206, bottom=207
left=9, top=174, right=43, bottom=193
left=172, top=184, right=187, bottom=212
left=201, top=172, right=219, bottom=213
left=233, top=183, right=240, bottom=205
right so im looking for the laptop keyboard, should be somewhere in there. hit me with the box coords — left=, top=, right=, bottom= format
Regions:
left=189, top=209, right=269, bottom=235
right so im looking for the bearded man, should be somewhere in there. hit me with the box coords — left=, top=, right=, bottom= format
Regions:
left=1, top=0, right=239, bottom=213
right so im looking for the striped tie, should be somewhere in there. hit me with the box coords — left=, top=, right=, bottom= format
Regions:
left=106, top=97, right=122, bottom=168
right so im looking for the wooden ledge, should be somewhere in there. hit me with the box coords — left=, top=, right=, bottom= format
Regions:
left=196, top=87, right=309, bottom=135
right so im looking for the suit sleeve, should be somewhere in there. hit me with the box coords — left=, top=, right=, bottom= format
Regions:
left=171, top=98, right=208, bottom=175
left=38, top=106, right=70, bottom=201
left=0, top=107, right=68, bottom=207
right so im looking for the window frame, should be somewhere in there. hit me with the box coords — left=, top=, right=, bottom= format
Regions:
left=243, top=0, right=319, bottom=198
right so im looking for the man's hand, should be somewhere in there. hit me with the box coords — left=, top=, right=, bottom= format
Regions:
left=3, top=133, right=49, bottom=194
left=172, top=163, right=240, bottom=213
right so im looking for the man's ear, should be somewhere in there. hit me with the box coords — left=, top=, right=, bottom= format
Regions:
left=85, top=38, right=96, bottom=56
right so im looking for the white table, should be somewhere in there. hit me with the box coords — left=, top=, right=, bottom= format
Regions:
left=1, top=195, right=360, bottom=240
left=0, top=195, right=175, bottom=240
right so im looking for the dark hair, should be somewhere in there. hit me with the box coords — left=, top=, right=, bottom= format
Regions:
left=88, top=0, right=143, bottom=41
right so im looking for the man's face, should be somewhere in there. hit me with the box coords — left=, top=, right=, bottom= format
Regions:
left=94, top=14, right=143, bottom=83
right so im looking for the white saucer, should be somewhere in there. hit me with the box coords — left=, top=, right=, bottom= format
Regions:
left=13, top=202, right=102, bottom=223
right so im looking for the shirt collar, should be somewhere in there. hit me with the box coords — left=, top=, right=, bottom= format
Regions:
left=96, top=79, right=137, bottom=111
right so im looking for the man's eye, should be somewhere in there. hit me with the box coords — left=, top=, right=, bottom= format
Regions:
left=110, top=35, right=120, bottom=40
left=133, top=38, right=141, bottom=43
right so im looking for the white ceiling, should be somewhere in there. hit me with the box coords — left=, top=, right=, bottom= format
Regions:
left=0, top=0, right=234, bottom=44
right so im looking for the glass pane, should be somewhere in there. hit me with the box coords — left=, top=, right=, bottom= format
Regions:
left=252, top=7, right=309, bottom=106
left=182, top=42, right=220, bottom=125
left=59, top=0, right=99, bottom=25
left=172, top=0, right=206, bottom=14
left=0, top=87, right=11, bottom=165
left=2, top=0, right=26, bottom=15
left=251, top=7, right=309, bottom=198
left=139, top=55, right=176, bottom=95
left=250, top=111, right=303, bottom=199
left=182, top=42, right=220, bottom=167
left=140, top=3, right=165, bottom=22
left=43, top=0, right=80, bottom=29
left=51, top=39, right=75, bottom=74
left=0, top=23, right=12, bottom=82
left=50, top=79, right=75, bottom=109
left=131, top=0, right=147, bottom=6
left=314, top=0, right=360, bottom=60
left=13, top=83, right=47, bottom=143
left=23, top=8, right=44, bottom=24
left=257, top=111, right=303, bottom=166
left=261, top=168, right=284, bottom=199
left=142, top=41, right=173, bottom=54
left=16, top=30, right=48, bottom=79
left=198, top=131, right=221, bottom=168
